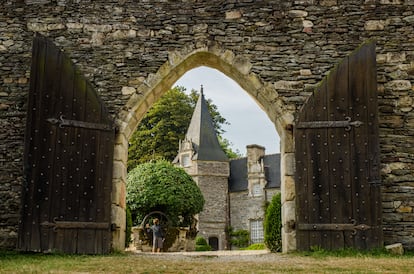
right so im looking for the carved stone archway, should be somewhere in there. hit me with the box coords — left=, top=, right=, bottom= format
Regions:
left=111, top=45, right=296, bottom=252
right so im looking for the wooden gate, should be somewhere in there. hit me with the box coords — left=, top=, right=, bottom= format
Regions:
left=295, top=42, right=383, bottom=251
left=18, top=34, right=115, bottom=254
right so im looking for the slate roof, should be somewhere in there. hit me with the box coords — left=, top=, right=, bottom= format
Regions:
left=185, top=87, right=228, bottom=161
left=228, top=153, right=281, bottom=192
left=228, top=157, right=248, bottom=192
left=263, top=154, right=281, bottom=189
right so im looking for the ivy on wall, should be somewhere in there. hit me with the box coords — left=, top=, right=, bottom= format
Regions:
left=227, top=226, right=250, bottom=248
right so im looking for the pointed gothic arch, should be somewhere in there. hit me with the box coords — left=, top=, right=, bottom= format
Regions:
left=112, top=46, right=297, bottom=252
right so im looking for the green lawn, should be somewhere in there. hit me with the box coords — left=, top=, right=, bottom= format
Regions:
left=1, top=250, right=414, bottom=273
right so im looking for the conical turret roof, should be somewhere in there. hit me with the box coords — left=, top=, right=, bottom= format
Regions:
left=185, top=86, right=228, bottom=161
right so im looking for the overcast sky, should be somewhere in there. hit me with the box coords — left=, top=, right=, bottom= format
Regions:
left=173, top=66, right=280, bottom=155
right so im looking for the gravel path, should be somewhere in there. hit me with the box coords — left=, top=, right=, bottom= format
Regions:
left=132, top=250, right=291, bottom=263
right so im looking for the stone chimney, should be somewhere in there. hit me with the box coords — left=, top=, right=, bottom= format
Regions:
left=246, top=144, right=266, bottom=196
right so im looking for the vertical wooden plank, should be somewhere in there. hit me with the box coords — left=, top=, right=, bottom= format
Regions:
left=295, top=95, right=313, bottom=250
left=101, top=126, right=114, bottom=253
left=365, top=43, right=383, bottom=248
left=306, top=95, right=322, bottom=250
left=81, top=83, right=99, bottom=254
left=92, top=90, right=105, bottom=254
left=54, top=47, right=76, bottom=253
left=25, top=35, right=48, bottom=252
left=294, top=134, right=309, bottom=250
left=305, top=96, right=321, bottom=250
left=310, top=80, right=330, bottom=250
left=93, top=85, right=113, bottom=254
left=363, top=43, right=383, bottom=248
left=19, top=35, right=35, bottom=251
left=39, top=39, right=61, bottom=252
left=59, top=69, right=87, bottom=254
left=76, top=71, right=94, bottom=254
left=69, top=71, right=89, bottom=254
left=19, top=35, right=43, bottom=251
left=348, top=43, right=371, bottom=250
left=326, top=57, right=350, bottom=249
left=344, top=43, right=381, bottom=249
left=31, top=35, right=49, bottom=252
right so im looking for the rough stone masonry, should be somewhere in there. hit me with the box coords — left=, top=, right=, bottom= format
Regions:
left=1, top=0, right=414, bottom=251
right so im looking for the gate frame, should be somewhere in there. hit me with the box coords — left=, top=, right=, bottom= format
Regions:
left=112, top=46, right=297, bottom=252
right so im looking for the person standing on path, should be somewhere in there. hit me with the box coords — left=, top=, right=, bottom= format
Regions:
left=151, top=218, right=164, bottom=253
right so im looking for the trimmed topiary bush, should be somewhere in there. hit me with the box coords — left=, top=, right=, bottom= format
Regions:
left=195, top=236, right=212, bottom=251
left=126, top=160, right=205, bottom=227
left=264, top=192, right=282, bottom=252
left=195, top=236, right=208, bottom=246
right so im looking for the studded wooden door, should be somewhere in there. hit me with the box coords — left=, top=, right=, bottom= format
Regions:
left=295, top=42, right=383, bottom=251
left=18, top=34, right=115, bottom=254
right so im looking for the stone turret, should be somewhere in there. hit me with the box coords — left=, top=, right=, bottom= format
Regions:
left=174, top=86, right=229, bottom=250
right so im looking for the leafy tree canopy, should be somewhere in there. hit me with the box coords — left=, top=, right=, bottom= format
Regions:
left=128, top=86, right=241, bottom=170
left=126, top=160, right=205, bottom=227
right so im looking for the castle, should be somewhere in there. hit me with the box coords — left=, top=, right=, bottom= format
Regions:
left=174, top=87, right=280, bottom=250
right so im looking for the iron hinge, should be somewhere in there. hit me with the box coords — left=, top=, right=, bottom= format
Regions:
left=296, top=116, right=363, bottom=131
left=47, top=115, right=114, bottom=132
left=41, top=218, right=111, bottom=231
left=297, top=219, right=371, bottom=235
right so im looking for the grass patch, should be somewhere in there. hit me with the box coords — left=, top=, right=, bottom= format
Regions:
left=299, top=246, right=414, bottom=258
left=0, top=250, right=129, bottom=273
left=240, top=243, right=266, bottom=250
left=1, top=249, right=414, bottom=273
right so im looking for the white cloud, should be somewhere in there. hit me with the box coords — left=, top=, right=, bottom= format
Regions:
left=174, top=66, right=280, bottom=155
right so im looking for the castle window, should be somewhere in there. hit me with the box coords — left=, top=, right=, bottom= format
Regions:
left=252, top=184, right=262, bottom=196
left=250, top=219, right=264, bottom=243
left=181, top=154, right=191, bottom=167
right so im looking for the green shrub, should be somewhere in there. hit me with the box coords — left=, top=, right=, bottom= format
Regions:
left=227, top=227, right=249, bottom=248
left=264, top=192, right=282, bottom=252
left=195, top=236, right=212, bottom=251
left=126, top=160, right=204, bottom=227
left=241, top=243, right=266, bottom=250
left=195, top=236, right=208, bottom=246
left=195, top=244, right=212, bottom=251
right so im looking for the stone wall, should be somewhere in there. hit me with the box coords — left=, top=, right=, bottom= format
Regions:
left=191, top=161, right=229, bottom=250
left=130, top=226, right=195, bottom=252
left=229, top=189, right=279, bottom=232
left=1, top=0, right=414, bottom=250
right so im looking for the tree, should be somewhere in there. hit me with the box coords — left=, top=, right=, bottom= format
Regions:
left=126, top=160, right=205, bottom=227
left=218, top=135, right=241, bottom=159
left=264, top=192, right=282, bottom=252
left=127, top=86, right=241, bottom=171
left=128, top=86, right=193, bottom=170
